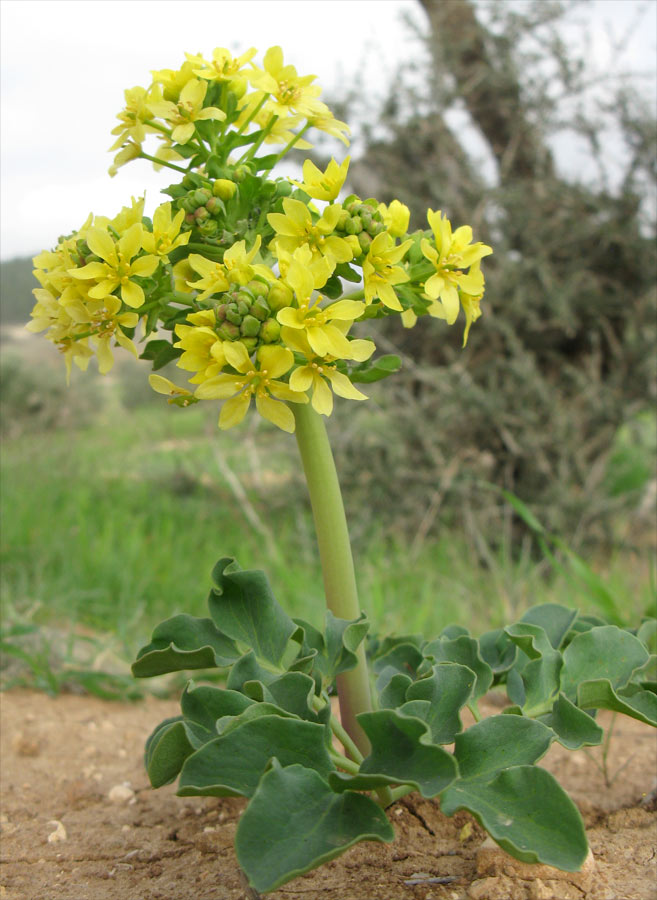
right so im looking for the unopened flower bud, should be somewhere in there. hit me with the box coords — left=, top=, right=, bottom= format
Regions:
left=357, top=232, right=372, bottom=253
left=185, top=213, right=196, bottom=225
left=240, top=315, right=261, bottom=338
left=344, top=216, right=363, bottom=235
left=233, top=164, right=254, bottom=183
left=241, top=336, right=258, bottom=351
left=192, top=189, right=212, bottom=206
left=181, top=196, right=198, bottom=213
left=194, top=207, right=210, bottom=222
left=260, top=318, right=281, bottom=343
left=213, top=179, right=237, bottom=201
left=236, top=299, right=251, bottom=316
left=225, top=305, right=242, bottom=325
left=205, top=196, right=222, bottom=214
left=267, top=281, right=293, bottom=312
left=247, top=279, right=268, bottom=300
left=275, top=180, right=293, bottom=198
left=217, top=321, right=241, bottom=341
left=198, top=219, right=219, bottom=237
left=250, top=297, right=270, bottom=321
left=214, top=303, right=228, bottom=322
left=227, top=78, right=248, bottom=100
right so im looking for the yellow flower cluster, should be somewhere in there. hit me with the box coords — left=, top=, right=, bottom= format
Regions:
left=109, top=45, right=349, bottom=177
left=29, top=45, right=493, bottom=434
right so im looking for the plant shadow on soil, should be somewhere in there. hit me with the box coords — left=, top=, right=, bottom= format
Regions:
left=0, top=690, right=655, bottom=900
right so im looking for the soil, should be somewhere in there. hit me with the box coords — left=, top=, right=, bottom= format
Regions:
left=1, top=690, right=655, bottom=900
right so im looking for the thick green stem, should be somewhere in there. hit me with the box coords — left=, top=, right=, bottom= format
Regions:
left=291, top=403, right=373, bottom=758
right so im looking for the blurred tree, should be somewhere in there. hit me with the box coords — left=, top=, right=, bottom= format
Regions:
left=332, top=0, right=656, bottom=550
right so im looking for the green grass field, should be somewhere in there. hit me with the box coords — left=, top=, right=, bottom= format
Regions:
left=1, top=339, right=655, bottom=693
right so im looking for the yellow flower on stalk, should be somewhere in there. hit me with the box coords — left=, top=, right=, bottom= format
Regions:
left=109, top=85, right=160, bottom=150
left=377, top=200, right=410, bottom=238
left=68, top=223, right=159, bottom=309
left=148, top=374, right=196, bottom=406
left=189, top=47, right=257, bottom=86
left=195, top=342, right=307, bottom=433
left=278, top=247, right=366, bottom=359
left=174, top=309, right=227, bottom=383
left=363, top=231, right=413, bottom=311
left=306, top=111, right=350, bottom=146
left=141, top=202, right=190, bottom=260
left=151, top=60, right=197, bottom=102
left=148, top=78, right=226, bottom=144
left=186, top=255, right=230, bottom=300
left=282, top=327, right=373, bottom=417
left=268, top=198, right=354, bottom=272
left=291, top=157, right=350, bottom=201
left=421, top=209, right=492, bottom=324
left=108, top=141, right=141, bottom=177
left=222, top=236, right=273, bottom=286
left=248, top=46, right=326, bottom=119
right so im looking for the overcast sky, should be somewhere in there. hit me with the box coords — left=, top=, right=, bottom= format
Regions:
left=1, top=0, right=655, bottom=261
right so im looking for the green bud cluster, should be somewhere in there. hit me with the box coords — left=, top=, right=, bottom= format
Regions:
left=212, top=279, right=288, bottom=350
left=335, top=196, right=387, bottom=256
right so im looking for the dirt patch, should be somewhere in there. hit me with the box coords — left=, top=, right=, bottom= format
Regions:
left=1, top=690, right=655, bottom=900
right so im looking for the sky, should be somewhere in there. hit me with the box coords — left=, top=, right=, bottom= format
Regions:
left=1, top=0, right=655, bottom=261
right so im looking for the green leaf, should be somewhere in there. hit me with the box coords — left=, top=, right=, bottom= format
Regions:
left=177, top=715, right=334, bottom=798
left=541, top=693, right=603, bottom=749
left=450, top=715, right=553, bottom=779
left=145, top=719, right=195, bottom=788
left=138, top=339, right=182, bottom=370
left=180, top=682, right=254, bottom=733
left=577, top=679, right=657, bottom=726
left=423, top=635, right=493, bottom=700
left=637, top=619, right=657, bottom=653
left=226, top=650, right=277, bottom=692
left=324, top=611, right=369, bottom=679
left=560, top=625, right=649, bottom=701
left=235, top=761, right=393, bottom=894
left=479, top=628, right=518, bottom=675
left=519, top=604, right=578, bottom=650
left=378, top=672, right=413, bottom=709
left=208, top=558, right=297, bottom=667
left=132, top=615, right=240, bottom=677
left=403, top=663, right=476, bottom=743
left=441, top=766, right=588, bottom=871
left=349, top=354, right=402, bottom=384
left=372, top=641, right=424, bottom=679
left=354, top=709, right=458, bottom=797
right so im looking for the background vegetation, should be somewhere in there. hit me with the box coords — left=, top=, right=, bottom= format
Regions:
left=1, top=0, right=655, bottom=693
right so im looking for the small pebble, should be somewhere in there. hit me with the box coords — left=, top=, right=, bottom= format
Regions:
left=108, top=784, right=135, bottom=805
left=47, top=820, right=67, bottom=843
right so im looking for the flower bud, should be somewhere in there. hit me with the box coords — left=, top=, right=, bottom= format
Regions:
left=247, top=279, right=269, bottom=300
left=344, top=216, right=363, bottom=235
left=275, top=180, right=293, bottom=198
left=240, top=315, right=261, bottom=338
left=260, top=318, right=281, bottom=343
left=198, top=219, right=219, bottom=237
left=233, top=163, right=254, bottom=183
left=214, top=303, right=228, bottom=322
left=205, top=196, right=222, bottom=214
left=216, top=321, right=240, bottom=341
left=250, top=296, right=270, bottom=321
left=227, top=78, right=248, bottom=100
left=192, top=189, right=212, bottom=206
left=213, top=179, right=237, bottom=201
left=181, top=195, right=198, bottom=213
left=357, top=232, right=372, bottom=253
left=185, top=213, right=196, bottom=225
left=241, top=336, right=258, bottom=351
left=236, top=299, right=251, bottom=316
left=336, top=210, right=350, bottom=231
left=267, top=281, right=293, bottom=312
left=225, top=304, right=242, bottom=325
left=194, top=207, right=210, bottom=222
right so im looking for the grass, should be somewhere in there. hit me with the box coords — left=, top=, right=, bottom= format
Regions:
left=1, top=346, right=655, bottom=694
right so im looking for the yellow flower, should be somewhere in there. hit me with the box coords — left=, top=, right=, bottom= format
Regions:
left=248, top=46, right=326, bottom=119
left=148, top=78, right=226, bottom=144
left=186, top=254, right=229, bottom=301
left=189, top=47, right=257, bottom=87
left=174, top=309, right=227, bottom=383
left=363, top=232, right=413, bottom=311
left=377, top=200, right=410, bottom=237
left=108, top=141, right=141, bottom=177
left=141, top=202, right=190, bottom=260
left=291, top=157, right=350, bottom=201
left=109, top=85, right=160, bottom=151
left=421, top=209, right=492, bottom=324
left=278, top=248, right=367, bottom=359
left=222, top=236, right=273, bottom=286
left=151, top=60, right=197, bottom=102
left=282, top=327, right=373, bottom=416
left=69, top=223, right=159, bottom=309
left=268, top=198, right=354, bottom=272
left=149, top=374, right=196, bottom=406
left=306, top=111, right=350, bottom=146
left=195, top=342, right=307, bottom=432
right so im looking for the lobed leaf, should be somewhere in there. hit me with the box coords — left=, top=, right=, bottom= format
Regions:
left=540, top=693, right=603, bottom=749
left=177, top=715, right=334, bottom=798
left=132, top=614, right=240, bottom=677
left=576, top=679, right=657, bottom=726
left=560, top=625, right=649, bottom=701
left=208, top=558, right=297, bottom=667
left=423, top=635, right=493, bottom=700
left=403, top=662, right=476, bottom=743
left=235, top=761, right=393, bottom=893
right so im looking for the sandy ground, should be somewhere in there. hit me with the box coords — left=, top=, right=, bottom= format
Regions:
left=1, top=690, right=655, bottom=900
